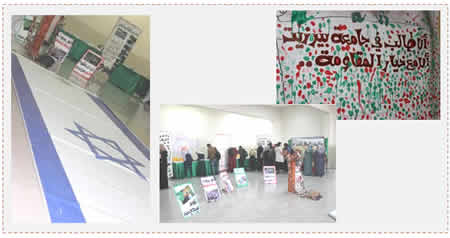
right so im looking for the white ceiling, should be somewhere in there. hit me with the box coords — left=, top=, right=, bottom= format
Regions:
left=196, top=104, right=335, bottom=116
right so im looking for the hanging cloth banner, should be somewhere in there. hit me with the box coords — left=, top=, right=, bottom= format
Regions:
left=263, top=166, right=277, bottom=184
left=233, top=168, right=248, bottom=188
left=173, top=183, right=200, bottom=218
left=160, top=131, right=173, bottom=178
left=200, top=176, right=221, bottom=202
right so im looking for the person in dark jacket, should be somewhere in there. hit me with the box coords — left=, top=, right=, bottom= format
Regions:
left=160, top=144, right=169, bottom=189
left=256, top=145, right=264, bottom=171
left=207, top=144, right=219, bottom=175
left=269, top=143, right=276, bottom=166
left=184, top=152, right=193, bottom=178
left=263, top=142, right=275, bottom=166
left=238, top=146, right=248, bottom=169
left=227, top=147, right=238, bottom=173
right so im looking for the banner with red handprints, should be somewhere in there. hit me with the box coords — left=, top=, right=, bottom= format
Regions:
left=276, top=11, right=440, bottom=120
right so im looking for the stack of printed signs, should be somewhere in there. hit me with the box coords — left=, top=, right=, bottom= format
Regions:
left=173, top=166, right=280, bottom=218
left=173, top=167, right=254, bottom=218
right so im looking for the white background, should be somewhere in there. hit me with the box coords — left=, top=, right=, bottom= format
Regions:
left=0, top=0, right=448, bottom=237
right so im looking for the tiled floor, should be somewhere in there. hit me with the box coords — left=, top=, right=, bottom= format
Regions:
left=160, top=169, right=336, bottom=223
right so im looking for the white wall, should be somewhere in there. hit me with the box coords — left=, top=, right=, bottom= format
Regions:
left=160, top=105, right=337, bottom=168
left=160, top=105, right=280, bottom=154
left=279, top=106, right=327, bottom=141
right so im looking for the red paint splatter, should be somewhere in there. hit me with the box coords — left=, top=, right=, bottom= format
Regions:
left=334, top=24, right=347, bottom=31
left=357, top=80, right=363, bottom=111
left=370, top=70, right=376, bottom=82
left=288, top=46, right=294, bottom=51
left=306, top=82, right=312, bottom=89
left=288, top=100, right=293, bottom=104
left=310, top=21, right=316, bottom=26
left=298, top=90, right=302, bottom=97
left=325, top=70, right=333, bottom=76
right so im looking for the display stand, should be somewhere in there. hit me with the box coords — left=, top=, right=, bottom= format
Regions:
left=200, top=176, right=221, bottom=202
left=48, top=31, right=74, bottom=72
left=69, top=49, right=104, bottom=88
left=263, top=166, right=277, bottom=184
left=173, top=183, right=200, bottom=218
left=102, top=17, right=141, bottom=71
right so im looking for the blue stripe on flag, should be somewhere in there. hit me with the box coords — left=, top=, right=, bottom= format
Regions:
left=11, top=54, right=85, bottom=223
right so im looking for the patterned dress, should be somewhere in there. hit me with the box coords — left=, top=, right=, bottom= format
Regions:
left=294, top=156, right=308, bottom=196
left=288, top=157, right=296, bottom=193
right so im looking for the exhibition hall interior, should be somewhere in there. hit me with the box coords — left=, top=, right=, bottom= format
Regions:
left=160, top=105, right=336, bottom=223
left=11, top=15, right=150, bottom=223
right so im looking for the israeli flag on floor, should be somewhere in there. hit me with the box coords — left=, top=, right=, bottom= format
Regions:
left=11, top=53, right=150, bottom=223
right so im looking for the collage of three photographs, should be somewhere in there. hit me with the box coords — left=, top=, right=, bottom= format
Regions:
left=6, top=5, right=443, bottom=232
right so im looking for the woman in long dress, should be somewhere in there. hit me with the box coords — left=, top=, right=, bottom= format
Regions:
left=286, top=148, right=295, bottom=193
left=288, top=149, right=322, bottom=200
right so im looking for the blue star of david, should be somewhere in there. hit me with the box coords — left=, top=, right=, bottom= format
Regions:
left=65, top=122, right=147, bottom=180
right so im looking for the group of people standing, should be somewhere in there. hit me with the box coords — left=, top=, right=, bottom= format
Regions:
left=160, top=141, right=324, bottom=200
left=256, top=142, right=288, bottom=173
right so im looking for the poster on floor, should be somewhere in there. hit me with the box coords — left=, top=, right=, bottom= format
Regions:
left=263, top=166, right=277, bottom=184
left=219, top=171, right=234, bottom=193
left=233, top=168, right=248, bottom=188
left=173, top=183, right=200, bottom=218
left=200, top=176, right=221, bottom=202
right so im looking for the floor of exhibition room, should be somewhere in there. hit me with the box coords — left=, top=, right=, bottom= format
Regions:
left=160, top=169, right=336, bottom=223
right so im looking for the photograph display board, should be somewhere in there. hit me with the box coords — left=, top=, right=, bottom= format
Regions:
left=263, top=166, right=277, bottom=184
left=51, top=31, right=74, bottom=63
left=173, top=183, right=200, bottom=218
left=219, top=171, right=234, bottom=193
left=233, top=168, right=248, bottom=188
left=200, top=176, right=221, bottom=202
left=69, top=49, right=104, bottom=87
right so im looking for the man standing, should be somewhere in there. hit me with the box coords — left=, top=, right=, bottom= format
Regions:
left=207, top=144, right=218, bottom=175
